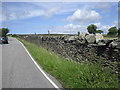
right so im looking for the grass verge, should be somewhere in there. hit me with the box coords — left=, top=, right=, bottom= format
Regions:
left=103, top=35, right=118, bottom=39
left=19, top=39, right=118, bottom=88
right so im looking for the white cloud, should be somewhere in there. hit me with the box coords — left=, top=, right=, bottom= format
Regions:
left=94, top=22, right=115, bottom=34
left=100, top=25, right=111, bottom=31
left=1, top=3, right=96, bottom=21
left=51, top=23, right=87, bottom=34
left=64, top=24, right=80, bottom=29
left=95, top=2, right=117, bottom=13
left=114, top=20, right=120, bottom=28
left=2, top=7, right=45, bottom=21
left=2, top=2, right=62, bottom=21
left=94, top=22, right=101, bottom=27
left=2, top=2, right=115, bottom=22
left=95, top=2, right=111, bottom=9
left=44, top=6, right=60, bottom=18
left=2, top=2, right=80, bottom=21
left=2, top=7, right=61, bottom=21
left=32, top=2, right=82, bottom=14
left=67, top=9, right=100, bottom=24
left=50, top=22, right=117, bottom=34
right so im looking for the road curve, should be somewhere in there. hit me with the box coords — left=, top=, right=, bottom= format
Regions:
left=2, top=37, right=61, bottom=88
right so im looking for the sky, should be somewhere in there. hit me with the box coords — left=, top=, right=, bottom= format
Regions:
left=0, top=2, right=118, bottom=34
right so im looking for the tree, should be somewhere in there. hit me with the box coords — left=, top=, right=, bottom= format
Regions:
left=118, top=28, right=120, bottom=37
left=107, top=27, right=118, bottom=36
left=96, top=30, right=103, bottom=34
left=87, top=24, right=97, bottom=34
left=0, top=28, right=10, bottom=37
left=12, top=34, right=18, bottom=37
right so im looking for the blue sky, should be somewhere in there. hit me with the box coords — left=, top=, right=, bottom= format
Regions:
left=1, top=2, right=118, bottom=34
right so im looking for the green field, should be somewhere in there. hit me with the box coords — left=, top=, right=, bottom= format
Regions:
left=103, top=35, right=118, bottom=39
left=19, top=39, right=118, bottom=88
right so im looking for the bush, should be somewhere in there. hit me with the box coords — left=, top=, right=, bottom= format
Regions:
left=12, top=34, right=18, bottom=37
left=107, top=27, right=118, bottom=36
left=96, top=30, right=103, bottom=34
left=0, top=28, right=10, bottom=37
left=87, top=24, right=97, bottom=34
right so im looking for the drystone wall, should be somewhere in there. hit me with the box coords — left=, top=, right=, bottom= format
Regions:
left=19, top=35, right=120, bottom=73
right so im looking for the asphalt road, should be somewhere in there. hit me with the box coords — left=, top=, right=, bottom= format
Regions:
left=0, top=44, right=2, bottom=90
left=2, top=37, right=61, bottom=88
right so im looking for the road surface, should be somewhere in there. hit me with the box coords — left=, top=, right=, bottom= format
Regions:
left=2, top=37, right=61, bottom=88
left=0, top=43, right=2, bottom=89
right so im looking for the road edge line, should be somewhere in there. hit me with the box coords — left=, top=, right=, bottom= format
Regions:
left=18, top=39, right=59, bottom=89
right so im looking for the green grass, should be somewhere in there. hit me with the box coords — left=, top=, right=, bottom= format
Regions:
left=103, top=35, right=118, bottom=39
left=104, top=37, right=118, bottom=39
left=19, top=39, right=118, bottom=88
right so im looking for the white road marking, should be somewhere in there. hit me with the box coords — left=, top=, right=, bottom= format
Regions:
left=18, top=39, right=59, bottom=89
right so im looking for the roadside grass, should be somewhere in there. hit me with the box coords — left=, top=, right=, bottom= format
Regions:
left=20, top=39, right=118, bottom=88
left=103, top=35, right=118, bottom=39
left=104, top=37, right=118, bottom=40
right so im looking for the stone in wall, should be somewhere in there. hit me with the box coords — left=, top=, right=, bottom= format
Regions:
left=64, top=35, right=78, bottom=42
left=95, top=33, right=104, bottom=43
left=68, top=36, right=78, bottom=41
left=78, top=33, right=104, bottom=44
left=81, top=32, right=88, bottom=39
left=85, top=34, right=96, bottom=44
